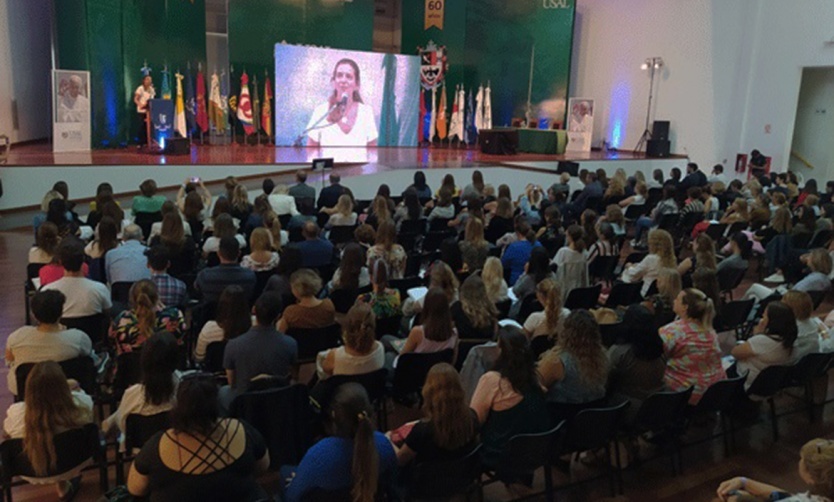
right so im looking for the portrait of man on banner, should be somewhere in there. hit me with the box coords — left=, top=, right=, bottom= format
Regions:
left=566, top=97, right=594, bottom=153
left=418, top=41, right=447, bottom=90
left=55, top=72, right=90, bottom=123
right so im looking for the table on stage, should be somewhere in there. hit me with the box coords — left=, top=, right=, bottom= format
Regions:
left=517, top=128, right=567, bottom=155
left=479, top=128, right=519, bottom=155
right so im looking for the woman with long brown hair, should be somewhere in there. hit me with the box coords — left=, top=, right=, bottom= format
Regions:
left=3, top=361, right=94, bottom=500
left=283, top=383, right=396, bottom=502
left=110, top=279, right=186, bottom=355
left=523, top=278, right=569, bottom=340
left=396, top=288, right=458, bottom=362
left=452, top=274, right=499, bottom=340
left=402, top=261, right=459, bottom=317
left=319, top=303, right=385, bottom=380
left=459, top=217, right=490, bottom=271
left=194, top=285, right=252, bottom=362
left=149, top=212, right=197, bottom=276
left=329, top=242, right=370, bottom=292
left=30, top=221, right=62, bottom=264
left=366, top=219, right=407, bottom=279
left=390, top=363, right=478, bottom=465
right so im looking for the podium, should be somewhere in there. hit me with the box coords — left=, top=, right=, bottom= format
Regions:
left=147, top=99, right=174, bottom=150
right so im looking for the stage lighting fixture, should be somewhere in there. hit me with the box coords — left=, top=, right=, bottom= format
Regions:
left=634, top=57, right=664, bottom=153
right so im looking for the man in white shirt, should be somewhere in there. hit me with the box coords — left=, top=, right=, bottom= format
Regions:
left=44, top=238, right=112, bottom=318
left=267, top=184, right=300, bottom=216
left=5, top=290, right=94, bottom=395
left=709, top=164, right=730, bottom=185
left=58, top=75, right=89, bottom=123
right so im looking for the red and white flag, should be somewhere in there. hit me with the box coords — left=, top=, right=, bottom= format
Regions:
left=236, top=72, right=255, bottom=135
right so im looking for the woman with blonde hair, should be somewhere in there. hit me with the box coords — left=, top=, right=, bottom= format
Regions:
left=365, top=195, right=392, bottom=229
left=782, top=290, right=828, bottom=361
left=278, top=269, right=336, bottom=331
left=402, top=261, right=459, bottom=317
left=327, top=194, right=358, bottom=228
left=720, top=197, right=750, bottom=225
left=459, top=217, right=490, bottom=271
left=110, top=279, right=186, bottom=355
left=202, top=213, right=246, bottom=256
left=318, top=303, right=385, bottom=380
left=644, top=267, right=682, bottom=328
left=481, top=256, right=509, bottom=303
left=523, top=278, right=569, bottom=339
left=3, top=361, right=94, bottom=500
left=603, top=177, right=626, bottom=205
left=660, top=288, right=724, bottom=404
left=366, top=219, right=407, bottom=279
left=391, top=363, right=479, bottom=466
left=241, top=227, right=280, bottom=271
left=263, top=210, right=288, bottom=251
left=678, top=233, right=718, bottom=278
left=538, top=310, right=608, bottom=417
left=230, top=184, right=253, bottom=223
left=717, top=438, right=834, bottom=501
left=486, top=198, right=515, bottom=243
left=623, top=228, right=676, bottom=296
left=452, top=274, right=499, bottom=340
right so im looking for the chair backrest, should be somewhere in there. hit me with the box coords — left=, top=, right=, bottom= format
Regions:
left=809, top=229, right=834, bottom=250
left=746, top=365, right=792, bottom=398
left=789, top=353, right=834, bottom=385
left=704, top=223, right=728, bottom=243
left=515, top=296, right=543, bottom=323
left=114, top=351, right=144, bottom=398
left=599, top=322, right=623, bottom=347
left=203, top=341, right=227, bottom=373
left=715, top=299, right=754, bottom=332
left=429, top=218, right=453, bottom=231
left=694, top=375, right=747, bottom=414
left=624, top=251, right=647, bottom=265
left=624, top=203, right=648, bottom=220
left=495, top=298, right=512, bottom=319
left=455, top=339, right=486, bottom=369
left=392, top=349, right=454, bottom=398
left=286, top=324, right=342, bottom=361
left=657, top=213, right=679, bottom=231
left=562, top=400, right=629, bottom=453
left=564, top=284, right=601, bottom=310
left=588, top=255, right=618, bottom=282
left=530, top=335, right=555, bottom=360
left=400, top=218, right=428, bottom=236
left=407, top=444, right=483, bottom=499
left=26, top=263, right=45, bottom=280
left=133, top=211, right=162, bottom=242
left=808, top=290, right=826, bottom=311
left=14, top=356, right=93, bottom=400
left=124, top=412, right=171, bottom=452
left=0, top=423, right=101, bottom=481
left=316, top=368, right=388, bottom=412
left=253, top=270, right=275, bottom=299
left=230, top=384, right=313, bottom=467
left=717, top=266, right=746, bottom=292
left=328, top=225, right=357, bottom=245
left=61, top=313, right=108, bottom=345
left=632, top=387, right=694, bottom=434
left=289, top=226, right=304, bottom=243
left=389, top=276, right=423, bottom=299
left=374, top=314, right=402, bottom=339
left=422, top=231, right=456, bottom=255
left=329, top=286, right=369, bottom=314
left=495, top=422, right=564, bottom=482
left=604, top=282, right=643, bottom=308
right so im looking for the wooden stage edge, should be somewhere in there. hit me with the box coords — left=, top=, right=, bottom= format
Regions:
left=2, top=142, right=687, bottom=168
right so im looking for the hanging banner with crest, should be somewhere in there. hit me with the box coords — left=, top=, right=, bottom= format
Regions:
left=418, top=41, right=447, bottom=90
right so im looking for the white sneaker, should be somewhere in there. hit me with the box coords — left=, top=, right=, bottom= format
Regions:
left=764, top=273, right=785, bottom=283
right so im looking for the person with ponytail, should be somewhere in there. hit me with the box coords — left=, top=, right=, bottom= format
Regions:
left=731, top=301, right=797, bottom=390
left=318, top=303, right=385, bottom=380
left=659, top=288, right=725, bottom=404
left=366, top=219, right=407, bottom=279
left=523, top=278, right=570, bottom=340
left=357, top=258, right=402, bottom=320
left=109, top=279, right=185, bottom=355
left=551, top=224, right=590, bottom=299
left=3, top=361, right=93, bottom=500
left=501, top=218, right=541, bottom=285
left=470, top=326, right=550, bottom=469
left=283, top=383, right=396, bottom=502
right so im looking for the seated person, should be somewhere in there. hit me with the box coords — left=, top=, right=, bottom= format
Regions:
left=452, top=275, right=499, bottom=340
left=731, top=301, right=796, bottom=390
left=277, top=269, right=337, bottom=331
left=606, top=305, right=666, bottom=411
left=3, top=361, right=94, bottom=501
left=29, top=221, right=60, bottom=265
left=146, top=244, right=188, bottom=309
left=317, top=303, right=385, bottom=381
left=105, top=224, right=151, bottom=285
left=781, top=290, right=827, bottom=361
left=240, top=228, right=280, bottom=272
left=194, top=285, right=252, bottom=363
left=195, top=237, right=257, bottom=304
left=43, top=237, right=111, bottom=318
left=742, top=248, right=833, bottom=303
left=328, top=243, right=370, bottom=293
left=356, top=259, right=402, bottom=321
left=622, top=229, right=677, bottom=297
left=109, top=280, right=185, bottom=356
left=128, top=378, right=270, bottom=501
left=386, top=288, right=458, bottom=366
left=294, top=221, right=335, bottom=269
left=5, top=290, right=93, bottom=396
left=523, top=278, right=569, bottom=340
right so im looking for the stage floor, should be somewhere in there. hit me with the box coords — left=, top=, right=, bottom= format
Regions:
left=3, top=141, right=683, bottom=168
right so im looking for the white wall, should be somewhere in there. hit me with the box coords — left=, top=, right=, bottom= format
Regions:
left=0, top=0, right=53, bottom=143
left=789, top=68, right=834, bottom=182
left=572, top=0, right=834, bottom=174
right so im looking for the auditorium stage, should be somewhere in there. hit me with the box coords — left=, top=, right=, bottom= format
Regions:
left=0, top=142, right=688, bottom=229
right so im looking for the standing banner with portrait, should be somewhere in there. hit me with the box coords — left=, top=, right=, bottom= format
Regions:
left=273, top=44, right=421, bottom=147
left=566, top=97, right=594, bottom=153
left=52, top=70, right=91, bottom=152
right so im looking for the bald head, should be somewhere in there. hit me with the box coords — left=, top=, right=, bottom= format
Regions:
left=303, top=221, right=320, bottom=240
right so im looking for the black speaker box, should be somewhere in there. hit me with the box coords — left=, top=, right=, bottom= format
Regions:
left=646, top=139, right=671, bottom=158
left=652, top=120, right=670, bottom=141
left=164, top=137, right=190, bottom=155
left=556, top=161, right=579, bottom=177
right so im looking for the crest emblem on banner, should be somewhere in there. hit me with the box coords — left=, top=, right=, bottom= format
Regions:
left=418, top=41, right=447, bottom=90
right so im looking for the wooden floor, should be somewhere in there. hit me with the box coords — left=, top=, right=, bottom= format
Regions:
left=3, top=141, right=681, bottom=168
left=0, top=228, right=831, bottom=500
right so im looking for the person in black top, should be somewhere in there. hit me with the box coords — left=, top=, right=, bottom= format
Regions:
left=317, top=173, right=345, bottom=210
left=451, top=275, right=499, bottom=340
left=678, top=162, right=708, bottom=192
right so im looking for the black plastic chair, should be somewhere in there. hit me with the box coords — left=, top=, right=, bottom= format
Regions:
left=328, top=225, right=357, bottom=245
left=717, top=266, right=746, bottom=301
left=656, top=213, right=679, bottom=232
left=746, top=365, right=792, bottom=442
left=115, top=411, right=171, bottom=484
left=391, top=349, right=454, bottom=402
left=604, top=282, right=643, bottom=308
left=389, top=277, right=424, bottom=299
left=629, top=387, right=694, bottom=476
left=286, top=324, right=342, bottom=362
left=599, top=322, right=623, bottom=347
left=531, top=335, right=555, bottom=360
left=809, top=229, right=834, bottom=249
left=624, top=203, right=648, bottom=220
left=483, top=422, right=565, bottom=501
left=495, top=298, right=512, bottom=319
left=786, top=353, right=834, bottom=423
left=422, top=231, right=456, bottom=255
left=428, top=217, right=453, bottom=232
left=714, top=298, right=754, bottom=340
left=375, top=315, right=402, bottom=340
left=329, top=285, right=370, bottom=314
left=14, top=356, right=97, bottom=402
left=23, top=262, right=45, bottom=325
left=704, top=223, right=728, bottom=244
left=689, top=375, right=747, bottom=457
left=589, top=255, right=619, bottom=285
left=113, top=351, right=143, bottom=401
left=0, top=423, right=107, bottom=500
left=564, top=284, right=602, bottom=310
left=557, top=401, right=630, bottom=496
left=808, top=290, right=826, bottom=311
left=253, top=270, right=275, bottom=299
left=62, top=313, right=109, bottom=346
left=133, top=211, right=162, bottom=242
left=230, top=383, right=314, bottom=468
left=515, top=296, right=543, bottom=323
left=406, top=444, right=483, bottom=501
left=455, top=339, right=487, bottom=370
left=203, top=341, right=227, bottom=374
left=315, top=368, right=389, bottom=429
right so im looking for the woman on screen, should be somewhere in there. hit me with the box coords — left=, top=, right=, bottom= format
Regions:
left=306, top=58, right=378, bottom=147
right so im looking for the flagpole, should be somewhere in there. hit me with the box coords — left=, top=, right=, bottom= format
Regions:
left=526, top=44, right=535, bottom=126
left=198, top=62, right=204, bottom=146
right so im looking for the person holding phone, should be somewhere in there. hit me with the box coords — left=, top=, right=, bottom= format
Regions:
left=305, top=59, right=378, bottom=147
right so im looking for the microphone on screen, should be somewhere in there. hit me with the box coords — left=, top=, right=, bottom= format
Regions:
left=338, top=93, right=348, bottom=108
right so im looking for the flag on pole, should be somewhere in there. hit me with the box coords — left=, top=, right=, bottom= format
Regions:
left=209, top=71, right=223, bottom=131
left=161, top=67, right=172, bottom=100
left=185, top=65, right=196, bottom=134
left=252, top=74, right=261, bottom=135
left=237, top=72, right=255, bottom=135
left=449, top=84, right=462, bottom=141
left=474, top=85, right=484, bottom=132
left=437, top=84, right=448, bottom=140
left=262, top=75, right=272, bottom=137
left=418, top=89, right=426, bottom=143
left=429, top=86, right=437, bottom=143
left=195, top=68, right=209, bottom=133
left=484, top=83, right=493, bottom=130
left=220, top=70, right=230, bottom=132
left=465, top=90, right=476, bottom=144
left=174, top=71, right=187, bottom=138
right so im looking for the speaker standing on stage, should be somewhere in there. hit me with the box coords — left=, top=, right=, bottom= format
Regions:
left=134, top=75, right=155, bottom=146
left=306, top=58, right=378, bottom=147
